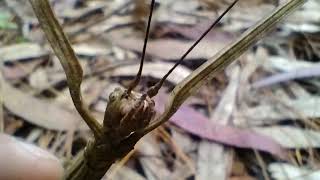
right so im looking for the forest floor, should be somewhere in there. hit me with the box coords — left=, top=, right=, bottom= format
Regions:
left=0, top=0, right=319, bottom=179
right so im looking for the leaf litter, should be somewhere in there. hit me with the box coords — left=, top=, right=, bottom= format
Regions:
left=0, top=0, right=319, bottom=179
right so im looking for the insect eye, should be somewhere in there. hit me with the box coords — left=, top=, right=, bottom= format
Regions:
left=109, top=93, right=117, bottom=102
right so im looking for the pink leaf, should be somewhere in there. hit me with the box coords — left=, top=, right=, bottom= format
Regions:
left=154, top=94, right=287, bottom=159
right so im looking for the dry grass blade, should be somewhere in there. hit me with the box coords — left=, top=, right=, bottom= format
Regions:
left=143, top=0, right=307, bottom=134
left=28, top=0, right=103, bottom=138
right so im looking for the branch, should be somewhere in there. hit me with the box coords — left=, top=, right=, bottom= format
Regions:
left=29, top=0, right=103, bottom=138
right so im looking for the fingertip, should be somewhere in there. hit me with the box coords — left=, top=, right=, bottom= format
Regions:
left=0, top=133, right=64, bottom=180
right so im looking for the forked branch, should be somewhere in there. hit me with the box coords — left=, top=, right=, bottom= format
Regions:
left=29, top=0, right=103, bottom=138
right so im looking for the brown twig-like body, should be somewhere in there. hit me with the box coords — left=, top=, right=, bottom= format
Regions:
left=64, top=88, right=155, bottom=180
left=64, top=132, right=141, bottom=180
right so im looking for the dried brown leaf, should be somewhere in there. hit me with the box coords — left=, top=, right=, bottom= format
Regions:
left=110, top=62, right=192, bottom=84
left=1, top=76, right=83, bottom=131
left=110, top=33, right=227, bottom=60
left=0, top=43, right=49, bottom=62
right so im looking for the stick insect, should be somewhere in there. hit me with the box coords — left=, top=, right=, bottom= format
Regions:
left=28, top=0, right=306, bottom=179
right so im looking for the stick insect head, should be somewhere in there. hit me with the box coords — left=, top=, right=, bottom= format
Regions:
left=103, top=0, right=239, bottom=137
left=103, top=87, right=156, bottom=138
left=103, top=0, right=158, bottom=140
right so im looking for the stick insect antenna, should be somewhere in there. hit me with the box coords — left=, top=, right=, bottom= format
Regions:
left=146, top=0, right=239, bottom=97
left=127, top=0, right=156, bottom=95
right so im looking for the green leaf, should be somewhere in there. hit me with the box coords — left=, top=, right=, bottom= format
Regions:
left=0, top=12, right=17, bottom=30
